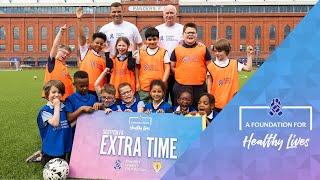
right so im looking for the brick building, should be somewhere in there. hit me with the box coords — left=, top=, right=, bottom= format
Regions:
left=0, top=0, right=316, bottom=67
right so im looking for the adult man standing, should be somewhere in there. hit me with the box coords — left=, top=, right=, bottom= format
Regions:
left=99, top=2, right=143, bottom=56
left=156, top=5, right=183, bottom=106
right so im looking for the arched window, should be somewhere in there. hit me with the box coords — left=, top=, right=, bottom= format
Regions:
left=197, top=26, right=203, bottom=40
left=96, top=26, right=102, bottom=33
left=240, top=26, right=246, bottom=40
left=41, top=26, right=47, bottom=40
left=84, top=26, right=89, bottom=40
left=69, top=26, right=75, bottom=40
left=226, top=26, right=232, bottom=40
left=27, top=27, right=33, bottom=40
left=55, top=26, right=60, bottom=36
left=269, top=25, right=276, bottom=40
left=211, top=26, right=217, bottom=40
left=0, top=27, right=5, bottom=40
left=255, top=26, right=261, bottom=39
left=13, top=27, right=19, bottom=40
left=284, top=25, right=291, bottom=39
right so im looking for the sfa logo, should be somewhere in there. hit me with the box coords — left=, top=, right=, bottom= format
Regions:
left=269, top=98, right=283, bottom=117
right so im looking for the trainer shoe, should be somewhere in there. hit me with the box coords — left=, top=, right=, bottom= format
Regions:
left=25, top=150, right=42, bottom=163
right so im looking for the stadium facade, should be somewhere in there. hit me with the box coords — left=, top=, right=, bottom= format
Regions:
left=0, top=0, right=316, bottom=67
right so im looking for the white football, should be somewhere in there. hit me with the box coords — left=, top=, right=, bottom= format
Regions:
left=33, top=75, right=37, bottom=80
left=43, top=158, right=69, bottom=180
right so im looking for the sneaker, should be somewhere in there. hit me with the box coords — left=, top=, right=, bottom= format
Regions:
left=25, top=150, right=42, bottom=163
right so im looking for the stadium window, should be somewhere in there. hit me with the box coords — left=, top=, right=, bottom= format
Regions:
left=96, top=26, right=102, bottom=33
left=41, top=26, right=47, bottom=40
left=226, top=26, right=232, bottom=40
left=13, top=27, right=19, bottom=40
left=13, top=44, right=19, bottom=52
left=269, top=25, right=276, bottom=40
left=69, top=26, right=75, bottom=40
left=240, top=44, right=246, bottom=52
left=0, top=27, right=5, bottom=40
left=197, top=26, right=203, bottom=40
left=284, top=25, right=291, bottom=39
left=240, top=26, right=246, bottom=40
left=211, top=26, right=217, bottom=40
left=84, top=26, right=89, bottom=40
left=255, top=26, right=261, bottom=39
left=269, top=44, right=276, bottom=52
left=0, top=44, right=5, bottom=51
left=27, top=27, right=33, bottom=40
left=41, top=44, right=47, bottom=52
left=55, top=26, right=60, bottom=36
left=27, top=44, right=33, bottom=52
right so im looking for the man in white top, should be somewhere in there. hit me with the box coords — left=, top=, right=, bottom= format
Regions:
left=99, top=2, right=143, bottom=57
left=155, top=5, right=184, bottom=105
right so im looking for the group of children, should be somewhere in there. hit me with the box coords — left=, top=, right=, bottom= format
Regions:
left=32, top=7, right=254, bottom=167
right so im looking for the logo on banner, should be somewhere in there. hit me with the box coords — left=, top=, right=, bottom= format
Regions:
left=269, top=98, right=283, bottom=117
left=153, top=161, right=162, bottom=172
left=114, top=160, right=121, bottom=170
left=239, top=98, right=312, bottom=151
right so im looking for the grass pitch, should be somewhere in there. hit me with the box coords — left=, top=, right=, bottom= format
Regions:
left=0, top=68, right=255, bottom=179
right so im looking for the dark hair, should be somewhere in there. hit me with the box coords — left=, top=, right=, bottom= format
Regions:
left=114, top=36, right=130, bottom=57
left=150, top=79, right=167, bottom=92
left=118, top=82, right=132, bottom=94
left=101, top=84, right=116, bottom=95
left=144, top=27, right=159, bottom=39
left=73, top=70, right=88, bottom=80
left=43, top=80, right=65, bottom=98
left=92, top=32, right=107, bottom=42
left=198, top=93, right=215, bottom=105
left=111, top=2, right=122, bottom=8
left=214, top=38, right=232, bottom=55
left=183, top=23, right=197, bottom=33
left=177, top=86, right=193, bottom=99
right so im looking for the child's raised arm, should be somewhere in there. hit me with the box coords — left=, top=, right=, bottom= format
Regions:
left=94, top=67, right=110, bottom=95
left=50, top=24, right=67, bottom=59
left=242, top=44, right=253, bottom=72
left=76, top=7, right=86, bottom=47
left=47, top=98, right=61, bottom=128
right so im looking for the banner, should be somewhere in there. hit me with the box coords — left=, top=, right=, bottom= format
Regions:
left=162, top=2, right=320, bottom=180
left=68, top=111, right=204, bottom=179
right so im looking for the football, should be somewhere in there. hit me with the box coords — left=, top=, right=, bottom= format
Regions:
left=43, top=158, right=69, bottom=180
left=33, top=75, right=37, bottom=80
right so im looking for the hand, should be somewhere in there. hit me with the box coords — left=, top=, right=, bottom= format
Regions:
left=52, top=98, right=60, bottom=108
left=136, top=82, right=140, bottom=92
left=60, top=24, right=67, bottom=34
left=103, top=67, right=110, bottom=74
left=174, top=111, right=181, bottom=115
left=76, top=7, right=83, bottom=19
left=156, top=109, right=165, bottom=113
left=124, top=109, right=133, bottom=113
left=189, top=111, right=197, bottom=116
left=128, top=44, right=133, bottom=52
left=144, top=109, right=152, bottom=114
left=132, top=50, right=139, bottom=59
left=93, top=102, right=102, bottom=110
left=247, top=44, right=254, bottom=55
left=139, top=44, right=147, bottom=51
left=197, top=42, right=205, bottom=47
left=82, top=106, right=95, bottom=113
left=105, top=108, right=112, bottom=115
left=102, top=43, right=110, bottom=53
left=198, top=110, right=207, bottom=116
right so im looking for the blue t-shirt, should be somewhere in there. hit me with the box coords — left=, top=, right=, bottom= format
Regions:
left=65, top=91, right=97, bottom=113
left=145, top=100, right=173, bottom=113
left=37, top=102, right=72, bottom=156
